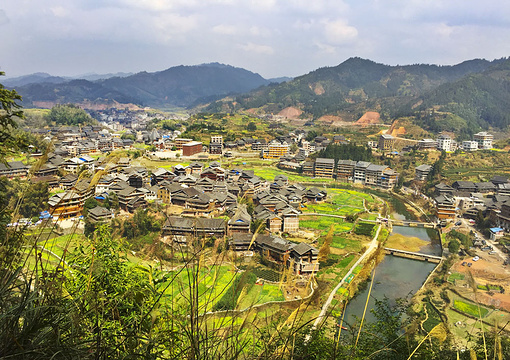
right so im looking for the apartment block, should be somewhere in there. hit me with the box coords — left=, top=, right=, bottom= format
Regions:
left=313, top=158, right=335, bottom=178
left=474, top=132, right=493, bottom=150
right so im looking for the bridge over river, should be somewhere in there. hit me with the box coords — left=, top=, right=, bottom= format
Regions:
left=383, top=247, right=442, bottom=263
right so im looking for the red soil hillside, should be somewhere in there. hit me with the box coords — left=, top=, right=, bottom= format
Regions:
left=278, top=107, right=303, bottom=119
left=355, top=111, right=381, bottom=126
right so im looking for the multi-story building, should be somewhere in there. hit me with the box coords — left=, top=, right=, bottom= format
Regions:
left=336, top=160, right=356, bottom=182
left=437, top=134, right=452, bottom=152
left=48, top=180, right=95, bottom=218
left=288, top=243, right=320, bottom=275
left=462, top=141, right=478, bottom=151
left=174, top=138, right=194, bottom=150
left=495, top=202, right=510, bottom=231
left=313, top=158, right=335, bottom=178
left=209, top=135, right=223, bottom=154
left=302, top=162, right=314, bottom=176
left=378, top=134, right=395, bottom=151
left=182, top=141, right=203, bottom=156
left=0, top=161, right=29, bottom=179
left=379, top=168, right=398, bottom=189
left=415, top=164, right=433, bottom=181
left=354, top=161, right=370, bottom=184
left=474, top=132, right=493, bottom=150
left=88, top=206, right=113, bottom=223
left=434, top=195, right=456, bottom=220
left=227, top=205, right=251, bottom=235
left=417, top=139, right=437, bottom=151
left=263, top=141, right=289, bottom=159
left=281, top=208, right=300, bottom=233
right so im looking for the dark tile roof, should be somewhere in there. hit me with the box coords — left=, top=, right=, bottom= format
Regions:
left=291, top=243, right=318, bottom=256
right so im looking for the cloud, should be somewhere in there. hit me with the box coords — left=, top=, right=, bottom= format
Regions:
left=249, top=26, right=271, bottom=37
left=152, top=13, right=199, bottom=41
left=323, top=19, right=358, bottom=45
left=212, top=24, right=237, bottom=35
left=0, top=9, right=9, bottom=26
left=50, top=6, right=69, bottom=18
left=249, top=0, right=277, bottom=12
left=111, top=0, right=199, bottom=12
left=315, top=42, right=337, bottom=54
left=239, top=42, right=274, bottom=55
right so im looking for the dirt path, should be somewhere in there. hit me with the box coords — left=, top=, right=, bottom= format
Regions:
left=311, top=224, right=382, bottom=330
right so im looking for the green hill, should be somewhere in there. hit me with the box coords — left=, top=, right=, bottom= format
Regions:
left=13, top=63, right=270, bottom=108
left=407, top=60, right=510, bottom=132
left=206, top=57, right=508, bottom=129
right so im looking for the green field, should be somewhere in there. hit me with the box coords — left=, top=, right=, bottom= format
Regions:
left=237, top=282, right=284, bottom=309
left=319, top=254, right=358, bottom=285
left=300, top=216, right=354, bottom=235
left=453, top=299, right=489, bottom=318
left=247, top=166, right=335, bottom=184
left=423, top=301, right=443, bottom=332
left=448, top=273, right=465, bottom=283
left=162, top=266, right=284, bottom=313
left=163, top=265, right=238, bottom=312
left=305, top=189, right=374, bottom=215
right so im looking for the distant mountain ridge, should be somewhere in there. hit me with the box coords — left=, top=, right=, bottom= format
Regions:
left=206, top=57, right=510, bottom=131
left=7, top=57, right=510, bottom=131
left=8, top=63, right=273, bottom=109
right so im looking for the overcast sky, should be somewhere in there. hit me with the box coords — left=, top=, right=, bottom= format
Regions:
left=1, top=0, right=509, bottom=79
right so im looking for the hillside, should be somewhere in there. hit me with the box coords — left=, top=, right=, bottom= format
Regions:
left=206, top=57, right=506, bottom=127
left=407, top=60, right=510, bottom=132
left=11, top=63, right=270, bottom=109
left=15, top=79, right=139, bottom=108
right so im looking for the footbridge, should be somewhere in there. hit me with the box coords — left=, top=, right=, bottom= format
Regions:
left=383, top=247, right=442, bottom=263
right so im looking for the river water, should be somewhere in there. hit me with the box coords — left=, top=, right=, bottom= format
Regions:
left=340, top=196, right=441, bottom=329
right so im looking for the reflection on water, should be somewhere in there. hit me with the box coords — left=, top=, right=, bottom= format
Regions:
left=391, top=226, right=441, bottom=256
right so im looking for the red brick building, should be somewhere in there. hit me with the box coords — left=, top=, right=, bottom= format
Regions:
left=182, top=141, right=203, bottom=156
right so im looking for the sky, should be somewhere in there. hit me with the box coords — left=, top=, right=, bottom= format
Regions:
left=1, top=0, right=509, bottom=79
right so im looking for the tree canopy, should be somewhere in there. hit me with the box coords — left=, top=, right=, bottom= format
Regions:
left=46, top=103, right=94, bottom=126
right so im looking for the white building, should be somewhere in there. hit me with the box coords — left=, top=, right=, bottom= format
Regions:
left=462, top=141, right=478, bottom=151
left=474, top=132, right=493, bottom=150
left=437, top=134, right=452, bottom=152
left=210, top=135, right=223, bottom=145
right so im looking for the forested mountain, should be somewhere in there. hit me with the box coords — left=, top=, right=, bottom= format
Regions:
left=14, top=79, right=139, bottom=107
left=207, top=57, right=510, bottom=130
left=406, top=60, right=510, bottom=131
left=11, top=63, right=270, bottom=108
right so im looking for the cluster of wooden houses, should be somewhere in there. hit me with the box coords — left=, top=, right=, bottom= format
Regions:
left=433, top=177, right=510, bottom=232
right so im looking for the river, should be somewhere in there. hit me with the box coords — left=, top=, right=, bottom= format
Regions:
left=340, top=196, right=441, bottom=329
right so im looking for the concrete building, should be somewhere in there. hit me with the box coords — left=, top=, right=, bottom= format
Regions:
left=209, top=135, right=223, bottom=154
left=474, top=132, right=493, bottom=150
left=462, top=141, right=479, bottom=151
left=378, top=134, right=395, bottom=151
left=263, top=141, right=289, bottom=159
left=182, top=141, right=203, bottom=156
left=437, top=134, right=452, bottom=152
left=174, top=138, right=194, bottom=150
left=354, top=161, right=370, bottom=184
